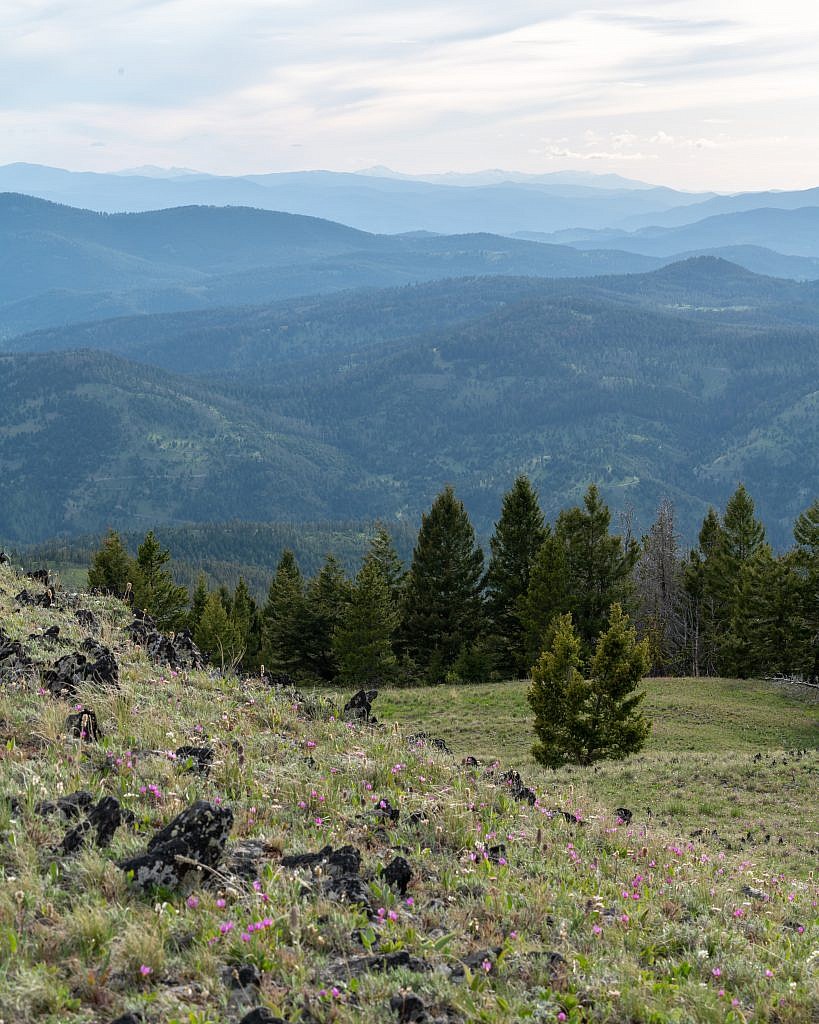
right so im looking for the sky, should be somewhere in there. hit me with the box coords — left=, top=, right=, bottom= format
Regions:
left=3, top=0, right=819, bottom=192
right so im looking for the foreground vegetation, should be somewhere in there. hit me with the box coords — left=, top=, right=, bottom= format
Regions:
left=0, top=564, right=817, bottom=1023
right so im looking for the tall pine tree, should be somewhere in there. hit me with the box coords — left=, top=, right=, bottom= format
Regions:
left=261, top=550, right=307, bottom=676
left=555, top=484, right=639, bottom=653
left=519, top=533, right=570, bottom=669
left=302, top=555, right=350, bottom=680
left=402, top=486, right=485, bottom=680
left=88, top=530, right=133, bottom=595
left=133, top=531, right=189, bottom=630
left=485, top=475, right=548, bottom=676
left=333, top=550, right=399, bottom=685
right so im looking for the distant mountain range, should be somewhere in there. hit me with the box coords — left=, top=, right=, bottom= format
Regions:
left=4, top=193, right=819, bottom=340
left=2, top=258, right=816, bottom=547
left=0, top=163, right=712, bottom=234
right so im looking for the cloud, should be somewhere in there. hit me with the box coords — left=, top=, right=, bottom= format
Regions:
left=1, top=0, right=818, bottom=190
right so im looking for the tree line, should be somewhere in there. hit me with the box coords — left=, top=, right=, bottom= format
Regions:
left=87, top=479, right=818, bottom=687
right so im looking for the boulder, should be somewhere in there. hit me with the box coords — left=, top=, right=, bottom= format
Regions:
left=60, top=796, right=122, bottom=854
left=43, top=644, right=119, bottom=697
left=175, top=745, right=213, bottom=775
left=499, top=769, right=536, bottom=805
left=390, top=992, right=428, bottom=1023
left=118, top=800, right=233, bottom=891
left=343, top=688, right=378, bottom=723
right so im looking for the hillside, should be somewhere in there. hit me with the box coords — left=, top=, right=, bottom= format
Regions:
left=1, top=264, right=818, bottom=546
left=0, top=350, right=378, bottom=543
left=0, top=562, right=816, bottom=1024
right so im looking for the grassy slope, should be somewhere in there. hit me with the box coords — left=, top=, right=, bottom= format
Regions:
left=0, top=563, right=817, bottom=1023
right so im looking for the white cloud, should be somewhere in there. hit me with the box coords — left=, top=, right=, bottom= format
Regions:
left=1, top=0, right=819, bottom=190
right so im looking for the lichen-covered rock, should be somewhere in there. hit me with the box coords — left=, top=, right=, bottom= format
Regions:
left=126, top=615, right=204, bottom=670
left=118, top=800, right=233, bottom=891
left=43, top=644, right=119, bottom=697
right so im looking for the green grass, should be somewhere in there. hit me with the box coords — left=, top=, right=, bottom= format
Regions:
left=1, top=564, right=817, bottom=1024
left=373, top=677, right=819, bottom=762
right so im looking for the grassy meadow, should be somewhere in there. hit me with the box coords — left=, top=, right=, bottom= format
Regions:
left=0, top=562, right=817, bottom=1023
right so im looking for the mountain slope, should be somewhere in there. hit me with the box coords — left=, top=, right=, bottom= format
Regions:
left=0, top=350, right=379, bottom=542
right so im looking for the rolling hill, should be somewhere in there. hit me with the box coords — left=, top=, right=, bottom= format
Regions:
left=2, top=261, right=816, bottom=547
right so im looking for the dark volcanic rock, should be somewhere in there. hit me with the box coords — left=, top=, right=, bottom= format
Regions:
left=407, top=732, right=452, bottom=754
left=451, top=947, right=503, bottom=979
left=0, top=629, right=34, bottom=681
left=126, top=616, right=204, bottom=670
left=223, top=962, right=261, bottom=990
left=372, top=798, right=400, bottom=824
left=500, top=769, right=536, bottom=805
left=175, top=745, right=213, bottom=775
left=15, top=587, right=55, bottom=608
left=75, top=608, right=99, bottom=630
left=35, top=790, right=94, bottom=819
left=118, top=800, right=233, bottom=891
left=346, top=951, right=431, bottom=976
left=65, top=707, right=101, bottom=742
left=238, top=1010, right=287, bottom=1024
left=225, top=839, right=279, bottom=880
left=108, top=1014, right=145, bottom=1024
left=615, top=807, right=633, bottom=825
left=281, top=844, right=371, bottom=911
left=381, top=856, right=413, bottom=895
left=343, top=688, right=378, bottom=723
left=60, top=796, right=122, bottom=854
left=43, top=644, right=118, bottom=697
left=391, top=992, right=428, bottom=1023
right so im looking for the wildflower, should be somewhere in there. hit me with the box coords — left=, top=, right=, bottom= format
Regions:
left=557, top=1014, right=567, bottom=1022
left=765, top=969, right=773, bottom=978
left=241, top=932, right=251, bottom=942
left=712, top=967, right=722, bottom=978
left=405, top=897, right=414, bottom=907
left=388, top=910, right=398, bottom=922
left=219, top=921, right=234, bottom=934
left=216, top=898, right=226, bottom=908
left=186, top=896, right=199, bottom=909
left=592, top=925, right=603, bottom=935
left=139, top=965, right=152, bottom=976
left=733, top=908, right=744, bottom=918
left=481, top=958, right=492, bottom=972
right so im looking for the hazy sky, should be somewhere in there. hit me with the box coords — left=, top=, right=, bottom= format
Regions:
left=3, top=0, right=819, bottom=191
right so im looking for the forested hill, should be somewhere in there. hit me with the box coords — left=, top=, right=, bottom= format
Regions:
left=10, top=256, right=819, bottom=374
left=2, top=262, right=817, bottom=546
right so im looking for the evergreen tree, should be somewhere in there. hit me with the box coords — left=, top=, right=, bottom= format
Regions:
left=706, top=484, right=767, bottom=671
left=555, top=484, right=639, bottom=653
left=261, top=550, right=307, bottom=675
left=485, top=475, right=548, bottom=676
left=232, top=577, right=262, bottom=672
left=519, top=533, right=570, bottom=669
left=790, top=498, right=819, bottom=681
left=680, top=508, right=722, bottom=676
left=635, top=498, right=683, bottom=675
left=302, top=554, right=350, bottom=680
left=188, top=573, right=209, bottom=632
left=133, top=530, right=189, bottom=630
left=195, top=591, right=242, bottom=667
left=333, top=553, right=399, bottom=685
left=528, top=605, right=650, bottom=768
left=87, top=529, right=134, bottom=595
left=402, top=486, right=485, bottom=680
left=369, top=524, right=407, bottom=607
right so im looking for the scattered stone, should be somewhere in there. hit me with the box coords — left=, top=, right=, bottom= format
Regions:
left=175, top=745, right=214, bottom=775
left=0, top=629, right=34, bottom=681
left=238, top=1010, right=287, bottom=1024
left=15, top=587, right=55, bottom=608
left=60, top=796, right=122, bottom=854
left=281, top=844, right=372, bottom=912
left=108, top=1014, right=144, bottom=1024
left=343, top=688, right=378, bottom=723
left=372, top=798, right=400, bottom=824
left=75, top=608, right=99, bottom=630
left=35, top=790, right=94, bottom=819
left=486, top=843, right=506, bottom=864
left=500, top=770, right=536, bottom=805
left=127, top=615, right=203, bottom=670
left=27, top=568, right=50, bottom=585
left=740, top=885, right=768, bottom=900
left=225, top=839, right=279, bottom=880
left=0, top=551, right=9, bottom=565
left=450, top=947, right=503, bottom=979
left=381, top=856, right=413, bottom=895
left=65, top=707, right=101, bottom=742
left=345, top=951, right=431, bottom=976
left=43, top=644, right=119, bottom=697
left=261, top=671, right=297, bottom=689
left=118, top=800, right=233, bottom=891
left=462, top=756, right=480, bottom=767
left=407, top=732, right=452, bottom=754
left=556, top=809, right=583, bottom=825
left=615, top=807, right=633, bottom=825
left=391, top=992, right=428, bottom=1023
left=223, top=962, right=261, bottom=990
